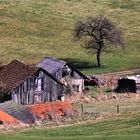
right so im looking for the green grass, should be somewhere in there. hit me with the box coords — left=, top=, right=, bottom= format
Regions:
left=0, top=97, right=140, bottom=140
left=0, top=113, right=140, bottom=140
left=0, top=0, right=139, bottom=74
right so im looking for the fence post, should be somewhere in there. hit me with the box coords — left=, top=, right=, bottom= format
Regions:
left=117, top=104, right=120, bottom=114
left=81, top=104, right=84, bottom=112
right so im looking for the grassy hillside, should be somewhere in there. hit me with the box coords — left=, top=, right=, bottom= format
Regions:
left=0, top=113, right=140, bottom=140
left=0, top=0, right=139, bottom=73
left=0, top=97, right=140, bottom=140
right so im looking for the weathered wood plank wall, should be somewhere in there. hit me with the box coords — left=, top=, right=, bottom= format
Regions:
left=11, top=70, right=65, bottom=105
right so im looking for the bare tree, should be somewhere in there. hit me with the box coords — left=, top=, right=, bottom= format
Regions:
left=74, top=15, right=124, bottom=67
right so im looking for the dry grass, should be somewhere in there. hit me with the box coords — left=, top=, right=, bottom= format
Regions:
left=73, top=94, right=140, bottom=115
left=0, top=0, right=139, bottom=73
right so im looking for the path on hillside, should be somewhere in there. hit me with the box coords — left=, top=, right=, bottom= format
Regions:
left=93, top=68, right=140, bottom=77
left=86, top=68, right=140, bottom=89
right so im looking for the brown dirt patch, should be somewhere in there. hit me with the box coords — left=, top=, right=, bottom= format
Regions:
left=28, top=101, right=76, bottom=121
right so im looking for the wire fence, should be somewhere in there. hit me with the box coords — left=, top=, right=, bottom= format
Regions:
left=75, top=97, right=140, bottom=116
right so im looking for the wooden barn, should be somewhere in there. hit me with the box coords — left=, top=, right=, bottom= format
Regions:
left=0, top=60, right=66, bottom=105
left=36, top=57, right=89, bottom=93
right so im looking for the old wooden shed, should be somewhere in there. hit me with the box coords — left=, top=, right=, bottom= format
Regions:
left=0, top=60, right=66, bottom=104
left=36, top=57, right=89, bottom=93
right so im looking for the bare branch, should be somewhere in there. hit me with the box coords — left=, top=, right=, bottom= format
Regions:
left=74, top=15, right=124, bottom=67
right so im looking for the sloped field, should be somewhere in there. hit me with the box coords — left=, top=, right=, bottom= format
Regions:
left=0, top=0, right=139, bottom=73
left=0, top=113, right=139, bottom=140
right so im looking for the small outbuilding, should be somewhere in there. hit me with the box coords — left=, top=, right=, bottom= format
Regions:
left=36, top=57, right=89, bottom=93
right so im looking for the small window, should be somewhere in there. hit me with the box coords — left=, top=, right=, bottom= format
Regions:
left=62, top=66, right=72, bottom=77
left=35, top=77, right=44, bottom=91
left=72, top=85, right=79, bottom=92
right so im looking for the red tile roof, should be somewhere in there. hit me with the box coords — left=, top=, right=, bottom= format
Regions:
left=0, top=60, right=39, bottom=91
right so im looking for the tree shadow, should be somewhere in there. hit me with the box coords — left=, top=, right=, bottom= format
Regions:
left=60, top=58, right=98, bottom=70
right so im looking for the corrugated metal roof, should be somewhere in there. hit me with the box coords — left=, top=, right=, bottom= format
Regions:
left=36, top=57, right=66, bottom=74
left=0, top=100, right=35, bottom=124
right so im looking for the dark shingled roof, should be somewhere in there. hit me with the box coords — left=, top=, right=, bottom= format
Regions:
left=0, top=60, right=39, bottom=90
left=0, top=65, right=5, bottom=71
left=36, top=57, right=66, bottom=74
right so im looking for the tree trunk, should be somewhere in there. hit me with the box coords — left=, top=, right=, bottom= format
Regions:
left=97, top=41, right=103, bottom=67
left=97, top=50, right=101, bottom=67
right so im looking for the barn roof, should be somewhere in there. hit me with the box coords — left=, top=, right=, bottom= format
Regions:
left=0, top=65, right=5, bottom=71
left=37, top=57, right=89, bottom=80
left=0, top=60, right=39, bottom=91
left=36, top=57, right=66, bottom=74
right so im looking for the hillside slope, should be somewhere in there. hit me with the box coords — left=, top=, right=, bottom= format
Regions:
left=0, top=0, right=139, bottom=73
left=0, top=113, right=140, bottom=140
